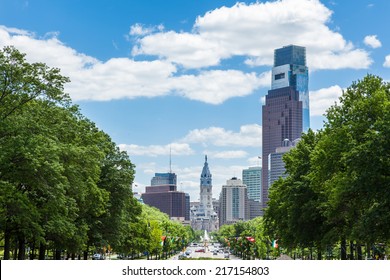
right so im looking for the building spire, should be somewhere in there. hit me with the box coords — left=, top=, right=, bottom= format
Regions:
left=169, top=145, right=172, bottom=173
left=205, top=154, right=207, bottom=163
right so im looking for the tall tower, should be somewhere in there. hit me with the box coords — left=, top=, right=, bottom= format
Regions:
left=199, top=155, right=213, bottom=217
left=191, top=156, right=219, bottom=231
left=262, top=45, right=309, bottom=209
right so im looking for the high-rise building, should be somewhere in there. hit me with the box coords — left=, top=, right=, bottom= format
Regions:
left=141, top=172, right=188, bottom=220
left=272, top=45, right=309, bottom=132
left=185, top=193, right=190, bottom=221
left=243, top=166, right=262, bottom=218
left=219, top=177, right=249, bottom=227
left=268, top=139, right=299, bottom=187
left=262, top=45, right=309, bottom=209
left=242, top=166, right=262, bottom=202
left=190, top=156, right=219, bottom=231
left=151, top=172, right=177, bottom=186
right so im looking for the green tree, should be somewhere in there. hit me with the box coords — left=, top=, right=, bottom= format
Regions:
left=264, top=129, right=327, bottom=259
left=0, top=46, right=70, bottom=121
left=312, top=75, right=390, bottom=258
left=0, top=46, right=139, bottom=260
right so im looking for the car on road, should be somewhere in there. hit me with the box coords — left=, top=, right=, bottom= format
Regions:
left=224, top=253, right=229, bottom=259
left=185, top=249, right=192, bottom=256
left=213, top=250, right=218, bottom=255
left=195, top=248, right=205, bottom=253
left=92, top=253, right=105, bottom=260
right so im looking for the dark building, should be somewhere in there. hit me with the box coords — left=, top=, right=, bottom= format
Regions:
left=185, top=193, right=190, bottom=221
left=141, top=172, right=188, bottom=220
left=262, top=45, right=308, bottom=209
left=151, top=172, right=177, bottom=186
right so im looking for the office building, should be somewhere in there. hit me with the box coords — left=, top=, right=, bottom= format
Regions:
left=219, top=177, right=249, bottom=227
left=151, top=172, right=177, bottom=186
left=141, top=172, right=188, bottom=220
left=243, top=166, right=262, bottom=202
left=268, top=139, right=299, bottom=187
left=262, top=45, right=308, bottom=209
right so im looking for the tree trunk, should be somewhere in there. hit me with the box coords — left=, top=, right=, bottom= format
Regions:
left=84, top=245, right=89, bottom=260
left=3, top=227, right=11, bottom=260
left=39, top=242, right=46, bottom=260
left=30, top=241, right=36, bottom=260
left=55, top=249, right=62, bottom=260
left=13, top=241, right=18, bottom=260
left=357, top=244, right=362, bottom=260
left=366, top=243, right=371, bottom=259
left=349, top=240, right=354, bottom=260
left=18, top=235, right=26, bottom=260
left=317, top=247, right=322, bottom=260
left=340, top=238, right=347, bottom=260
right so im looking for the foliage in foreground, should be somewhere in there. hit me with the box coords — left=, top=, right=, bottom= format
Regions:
left=264, top=75, right=390, bottom=259
left=0, top=46, right=190, bottom=260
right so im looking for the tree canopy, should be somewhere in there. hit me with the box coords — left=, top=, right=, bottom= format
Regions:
left=0, top=46, right=190, bottom=260
left=264, top=75, right=390, bottom=259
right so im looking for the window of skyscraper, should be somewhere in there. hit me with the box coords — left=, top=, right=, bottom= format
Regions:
left=275, top=73, right=285, bottom=80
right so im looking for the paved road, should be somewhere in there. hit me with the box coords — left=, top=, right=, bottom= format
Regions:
left=172, top=244, right=241, bottom=260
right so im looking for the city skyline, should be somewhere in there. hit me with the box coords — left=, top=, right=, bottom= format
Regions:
left=1, top=0, right=390, bottom=201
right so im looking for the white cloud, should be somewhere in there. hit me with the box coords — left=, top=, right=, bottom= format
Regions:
left=0, top=26, right=269, bottom=104
left=247, top=156, right=262, bottom=167
left=310, top=85, right=343, bottom=116
left=384, top=55, right=390, bottom=68
left=173, top=70, right=270, bottom=104
left=129, top=23, right=164, bottom=36
left=0, top=0, right=373, bottom=105
left=181, top=124, right=262, bottom=147
left=132, top=31, right=225, bottom=68
left=205, top=150, right=249, bottom=159
left=364, top=35, right=382, bottom=48
left=118, top=143, right=194, bottom=157
left=132, top=0, right=372, bottom=70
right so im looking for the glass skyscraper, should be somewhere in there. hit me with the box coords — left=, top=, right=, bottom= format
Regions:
left=242, top=166, right=262, bottom=202
left=271, top=45, right=309, bottom=132
left=262, top=45, right=309, bottom=209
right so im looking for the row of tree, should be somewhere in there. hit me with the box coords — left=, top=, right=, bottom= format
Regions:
left=264, top=75, right=390, bottom=259
left=0, top=46, right=193, bottom=260
left=214, top=217, right=270, bottom=260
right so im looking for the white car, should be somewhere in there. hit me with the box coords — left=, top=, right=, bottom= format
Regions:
left=92, top=253, right=104, bottom=260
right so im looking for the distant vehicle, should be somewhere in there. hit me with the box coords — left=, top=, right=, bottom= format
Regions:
left=195, top=248, right=205, bottom=253
left=185, top=249, right=192, bottom=256
left=224, top=253, right=229, bottom=259
left=92, top=253, right=105, bottom=260
left=213, top=250, right=218, bottom=255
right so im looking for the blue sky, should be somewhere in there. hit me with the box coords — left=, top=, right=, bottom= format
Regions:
left=1, top=0, right=390, bottom=201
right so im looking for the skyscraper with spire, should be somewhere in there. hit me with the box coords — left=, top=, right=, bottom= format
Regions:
left=190, top=156, right=219, bottom=231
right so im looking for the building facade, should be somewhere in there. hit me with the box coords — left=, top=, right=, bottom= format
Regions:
left=262, top=45, right=308, bottom=209
left=268, top=139, right=299, bottom=187
left=190, top=156, right=219, bottom=232
left=151, top=172, right=177, bottom=186
left=242, top=166, right=262, bottom=202
left=219, top=177, right=249, bottom=227
left=141, top=172, right=189, bottom=220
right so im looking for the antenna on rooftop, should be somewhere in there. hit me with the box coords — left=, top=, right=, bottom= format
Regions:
left=169, top=145, right=172, bottom=173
